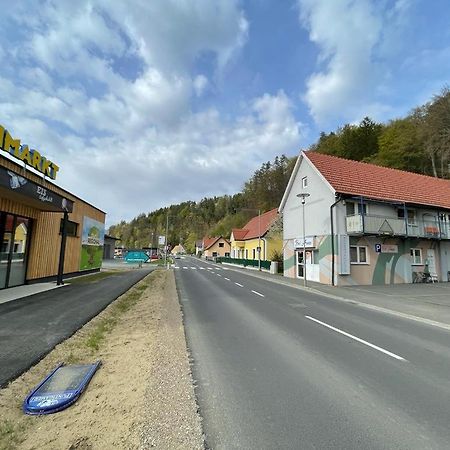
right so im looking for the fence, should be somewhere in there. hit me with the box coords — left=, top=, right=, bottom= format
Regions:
left=216, top=257, right=271, bottom=270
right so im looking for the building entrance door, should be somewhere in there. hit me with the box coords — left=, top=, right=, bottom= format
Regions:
left=297, top=250, right=304, bottom=278
left=0, top=213, right=32, bottom=289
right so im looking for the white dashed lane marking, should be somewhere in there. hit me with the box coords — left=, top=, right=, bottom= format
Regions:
left=251, top=290, right=265, bottom=297
left=235, top=282, right=243, bottom=287
left=305, top=316, right=407, bottom=362
left=224, top=277, right=230, bottom=281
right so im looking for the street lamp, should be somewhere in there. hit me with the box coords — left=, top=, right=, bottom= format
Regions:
left=296, top=193, right=310, bottom=287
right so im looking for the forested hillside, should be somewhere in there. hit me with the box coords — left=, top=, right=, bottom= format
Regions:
left=109, top=87, right=450, bottom=252
left=310, top=87, right=450, bottom=178
left=108, top=155, right=295, bottom=252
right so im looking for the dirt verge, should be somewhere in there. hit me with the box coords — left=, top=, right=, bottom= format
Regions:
left=0, top=270, right=203, bottom=450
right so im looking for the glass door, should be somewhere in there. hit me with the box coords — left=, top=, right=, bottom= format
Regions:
left=297, top=250, right=304, bottom=278
left=8, top=216, right=30, bottom=287
left=0, top=213, right=31, bottom=289
left=0, top=214, right=10, bottom=288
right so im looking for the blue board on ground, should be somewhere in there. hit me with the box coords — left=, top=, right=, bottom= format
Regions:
left=124, top=251, right=150, bottom=263
left=23, top=361, right=101, bottom=415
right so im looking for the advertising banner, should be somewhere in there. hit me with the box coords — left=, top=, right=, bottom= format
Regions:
left=80, top=217, right=105, bottom=270
left=0, top=166, right=73, bottom=212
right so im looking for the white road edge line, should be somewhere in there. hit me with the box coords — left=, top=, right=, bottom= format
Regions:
left=305, top=316, right=407, bottom=362
left=251, top=290, right=265, bottom=297
left=235, top=282, right=243, bottom=287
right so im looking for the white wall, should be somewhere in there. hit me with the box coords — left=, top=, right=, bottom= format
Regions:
left=283, top=157, right=336, bottom=241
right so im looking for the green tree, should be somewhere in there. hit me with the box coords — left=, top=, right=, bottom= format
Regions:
left=373, top=118, right=427, bottom=173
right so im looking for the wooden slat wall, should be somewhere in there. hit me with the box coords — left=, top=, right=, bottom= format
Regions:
left=0, top=158, right=106, bottom=281
left=0, top=197, right=39, bottom=219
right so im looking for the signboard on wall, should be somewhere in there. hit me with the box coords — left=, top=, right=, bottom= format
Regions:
left=294, top=237, right=315, bottom=248
left=80, top=217, right=105, bottom=271
left=0, top=166, right=73, bottom=212
left=338, top=235, right=351, bottom=275
left=0, top=124, right=60, bottom=179
left=375, top=244, right=398, bottom=253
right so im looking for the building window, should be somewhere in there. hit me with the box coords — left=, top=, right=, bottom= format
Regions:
left=252, top=248, right=256, bottom=259
left=212, top=252, right=218, bottom=257
left=346, top=202, right=367, bottom=216
left=60, top=219, right=78, bottom=237
left=245, top=249, right=248, bottom=259
left=410, top=248, right=422, bottom=265
left=302, top=176, right=308, bottom=188
left=219, top=242, right=224, bottom=248
left=225, top=252, right=230, bottom=257
left=398, top=209, right=416, bottom=225
left=350, top=245, right=368, bottom=264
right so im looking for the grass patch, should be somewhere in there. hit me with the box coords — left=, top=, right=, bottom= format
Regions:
left=83, top=278, right=152, bottom=352
left=0, top=419, right=25, bottom=450
left=68, top=271, right=121, bottom=284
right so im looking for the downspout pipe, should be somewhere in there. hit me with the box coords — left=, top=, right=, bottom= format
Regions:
left=330, top=195, right=342, bottom=287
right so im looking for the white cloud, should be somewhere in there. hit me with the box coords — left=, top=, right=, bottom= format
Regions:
left=297, top=0, right=410, bottom=126
left=55, top=90, right=301, bottom=226
left=0, top=1, right=300, bottom=226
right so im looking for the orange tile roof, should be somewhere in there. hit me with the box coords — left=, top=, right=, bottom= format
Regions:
left=232, top=208, right=278, bottom=241
left=231, top=229, right=249, bottom=240
left=203, top=236, right=229, bottom=250
left=305, top=151, right=450, bottom=210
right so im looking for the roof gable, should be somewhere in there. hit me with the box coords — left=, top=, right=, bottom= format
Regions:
left=278, top=151, right=335, bottom=212
left=203, top=236, right=229, bottom=250
left=305, top=151, right=450, bottom=210
left=232, top=208, right=278, bottom=241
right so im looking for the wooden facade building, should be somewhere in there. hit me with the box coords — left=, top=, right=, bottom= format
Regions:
left=0, top=156, right=105, bottom=289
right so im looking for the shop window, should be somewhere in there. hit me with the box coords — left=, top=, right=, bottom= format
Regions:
left=350, top=245, right=368, bottom=264
left=60, top=219, right=78, bottom=237
left=410, top=248, right=422, bottom=265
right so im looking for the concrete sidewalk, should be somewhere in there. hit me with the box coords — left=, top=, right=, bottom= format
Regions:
left=216, top=261, right=450, bottom=329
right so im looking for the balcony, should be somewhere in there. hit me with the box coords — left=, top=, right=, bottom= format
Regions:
left=346, top=214, right=450, bottom=239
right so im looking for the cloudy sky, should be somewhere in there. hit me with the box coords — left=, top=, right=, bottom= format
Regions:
left=1, top=0, right=449, bottom=226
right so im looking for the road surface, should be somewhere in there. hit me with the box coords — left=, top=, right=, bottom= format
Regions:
left=176, top=257, right=450, bottom=449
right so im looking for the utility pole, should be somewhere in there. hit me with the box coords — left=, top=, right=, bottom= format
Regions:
left=164, top=212, right=169, bottom=268
left=258, top=209, right=261, bottom=271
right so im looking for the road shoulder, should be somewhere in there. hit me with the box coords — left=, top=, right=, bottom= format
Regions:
left=0, top=270, right=203, bottom=450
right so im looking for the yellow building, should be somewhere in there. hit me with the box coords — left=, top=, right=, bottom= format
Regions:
left=230, top=208, right=282, bottom=261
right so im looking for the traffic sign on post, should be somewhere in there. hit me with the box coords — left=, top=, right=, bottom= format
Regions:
left=124, top=251, right=150, bottom=263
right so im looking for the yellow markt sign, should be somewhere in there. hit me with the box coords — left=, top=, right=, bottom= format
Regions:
left=0, top=124, right=59, bottom=180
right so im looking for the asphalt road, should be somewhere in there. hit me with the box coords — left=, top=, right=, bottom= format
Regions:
left=0, top=268, right=153, bottom=387
left=176, top=257, right=450, bottom=450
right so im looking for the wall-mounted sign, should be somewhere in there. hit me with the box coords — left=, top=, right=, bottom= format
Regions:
left=80, top=217, right=105, bottom=271
left=0, top=166, right=73, bottom=212
left=294, top=237, right=315, bottom=248
left=338, top=235, right=351, bottom=275
left=375, top=244, right=398, bottom=253
left=0, top=124, right=60, bottom=180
